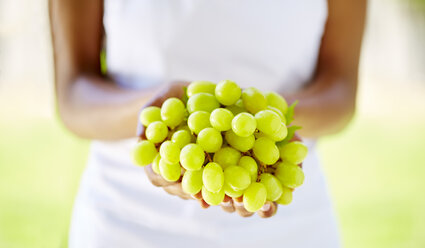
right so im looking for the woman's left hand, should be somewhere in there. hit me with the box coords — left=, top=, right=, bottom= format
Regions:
left=138, top=82, right=304, bottom=218
left=143, top=163, right=279, bottom=218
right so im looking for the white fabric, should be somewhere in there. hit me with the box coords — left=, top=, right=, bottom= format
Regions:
left=70, top=0, right=340, bottom=247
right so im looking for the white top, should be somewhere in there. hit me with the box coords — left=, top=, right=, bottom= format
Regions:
left=69, top=1, right=340, bottom=247
left=104, top=0, right=326, bottom=93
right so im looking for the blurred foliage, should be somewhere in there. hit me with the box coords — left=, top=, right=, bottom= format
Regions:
left=100, top=48, right=107, bottom=75
left=410, top=0, right=425, bottom=10
left=319, top=116, right=425, bottom=248
left=0, top=120, right=89, bottom=248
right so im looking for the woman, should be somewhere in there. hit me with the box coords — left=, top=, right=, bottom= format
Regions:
left=49, top=0, right=366, bottom=247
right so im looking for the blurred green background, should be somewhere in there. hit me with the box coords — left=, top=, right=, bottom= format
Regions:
left=1, top=0, right=425, bottom=247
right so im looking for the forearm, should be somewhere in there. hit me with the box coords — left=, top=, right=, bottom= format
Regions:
left=283, top=72, right=357, bottom=138
left=57, top=74, right=162, bottom=140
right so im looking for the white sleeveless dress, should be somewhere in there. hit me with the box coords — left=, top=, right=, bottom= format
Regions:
left=69, top=1, right=340, bottom=247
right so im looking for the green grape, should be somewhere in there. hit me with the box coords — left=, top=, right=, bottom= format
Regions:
left=213, top=147, right=241, bottom=169
left=145, top=121, right=168, bottom=143
left=215, top=80, right=241, bottom=106
left=210, top=108, right=234, bottom=131
left=256, top=128, right=287, bottom=142
left=182, top=169, right=203, bottom=195
left=202, top=186, right=225, bottom=206
left=224, top=130, right=255, bottom=152
left=243, top=182, right=267, bottom=212
left=187, top=111, right=211, bottom=134
left=269, top=123, right=288, bottom=142
left=161, top=98, right=186, bottom=128
left=238, top=156, right=258, bottom=182
left=275, top=161, right=304, bottom=188
left=226, top=104, right=245, bottom=116
left=152, top=154, right=161, bottom=174
left=253, top=137, right=279, bottom=165
left=225, top=99, right=246, bottom=115
left=279, top=141, right=308, bottom=164
left=132, top=140, right=157, bottom=166
left=197, top=127, right=223, bottom=153
left=202, top=162, right=224, bottom=193
left=177, top=124, right=191, bottom=132
left=224, top=165, right=251, bottom=191
left=139, top=106, right=161, bottom=126
left=187, top=81, right=216, bottom=97
left=265, top=91, right=288, bottom=115
left=180, top=143, right=205, bottom=171
left=159, top=158, right=181, bottom=182
left=231, top=113, right=257, bottom=137
left=187, top=93, right=220, bottom=114
left=176, top=125, right=196, bottom=142
left=267, top=106, right=286, bottom=124
left=259, top=173, right=283, bottom=201
left=223, top=183, right=244, bottom=198
left=234, top=98, right=245, bottom=108
left=254, top=110, right=281, bottom=136
left=159, top=141, right=180, bottom=164
left=276, top=186, right=293, bottom=205
left=171, top=130, right=192, bottom=148
left=241, top=87, right=267, bottom=114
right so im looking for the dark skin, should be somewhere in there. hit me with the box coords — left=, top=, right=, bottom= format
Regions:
left=49, top=0, right=366, bottom=217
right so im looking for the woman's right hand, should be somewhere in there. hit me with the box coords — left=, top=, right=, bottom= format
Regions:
left=143, top=163, right=278, bottom=218
left=137, top=82, right=302, bottom=218
left=137, top=82, right=189, bottom=139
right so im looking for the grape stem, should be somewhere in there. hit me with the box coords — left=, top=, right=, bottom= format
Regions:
left=259, top=161, right=267, bottom=173
left=205, top=152, right=212, bottom=163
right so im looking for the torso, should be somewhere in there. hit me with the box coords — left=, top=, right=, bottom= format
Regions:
left=104, top=0, right=327, bottom=92
left=69, top=1, right=341, bottom=247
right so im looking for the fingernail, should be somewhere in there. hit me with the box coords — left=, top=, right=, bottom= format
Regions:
left=221, top=201, right=232, bottom=207
left=260, top=203, right=270, bottom=212
left=234, top=200, right=244, bottom=207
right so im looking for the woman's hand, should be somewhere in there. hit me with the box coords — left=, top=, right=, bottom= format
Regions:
left=143, top=163, right=279, bottom=218
left=138, top=82, right=302, bottom=218
left=137, top=81, right=189, bottom=139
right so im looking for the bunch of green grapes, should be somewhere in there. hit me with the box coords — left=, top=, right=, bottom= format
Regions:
left=132, top=80, right=308, bottom=214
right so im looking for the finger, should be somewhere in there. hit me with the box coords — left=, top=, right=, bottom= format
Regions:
left=220, top=195, right=235, bottom=213
left=233, top=196, right=254, bottom=217
left=189, top=191, right=210, bottom=208
left=194, top=189, right=209, bottom=209
left=198, top=199, right=210, bottom=209
left=143, top=84, right=171, bottom=108
left=144, top=164, right=178, bottom=187
left=192, top=191, right=203, bottom=200
left=136, top=120, right=146, bottom=140
left=257, top=201, right=278, bottom=218
left=145, top=82, right=188, bottom=109
left=163, top=184, right=191, bottom=200
left=142, top=82, right=189, bottom=110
